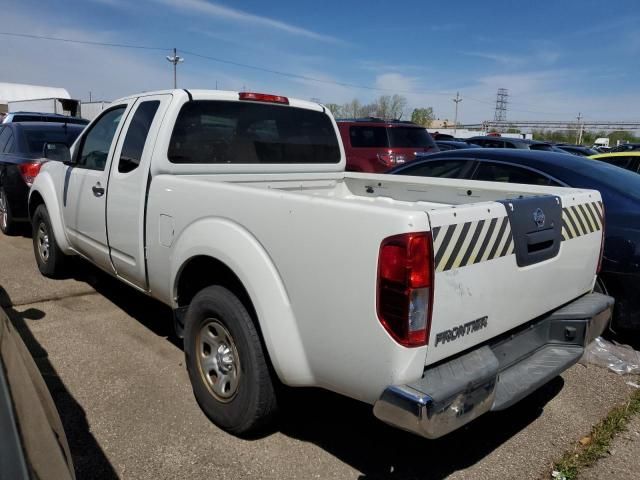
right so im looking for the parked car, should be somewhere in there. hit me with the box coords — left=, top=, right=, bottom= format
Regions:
left=0, top=306, right=75, bottom=479
left=336, top=118, right=437, bottom=172
left=608, top=143, right=640, bottom=153
left=29, top=89, right=611, bottom=440
left=435, top=140, right=477, bottom=151
left=554, top=144, right=599, bottom=157
left=2, top=112, right=88, bottom=126
left=589, top=152, right=640, bottom=173
left=390, top=148, right=640, bottom=331
left=466, top=136, right=555, bottom=151
left=0, top=122, right=84, bottom=234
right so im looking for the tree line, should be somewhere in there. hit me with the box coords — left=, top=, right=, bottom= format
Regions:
left=531, top=129, right=640, bottom=146
left=324, top=94, right=436, bottom=127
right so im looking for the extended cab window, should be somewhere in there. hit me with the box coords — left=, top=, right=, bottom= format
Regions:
left=168, top=101, right=340, bottom=164
left=474, top=161, right=557, bottom=186
left=349, top=126, right=388, bottom=148
left=118, top=101, right=160, bottom=173
left=77, top=106, right=126, bottom=171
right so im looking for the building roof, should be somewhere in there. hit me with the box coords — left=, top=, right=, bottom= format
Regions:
left=0, top=82, right=71, bottom=103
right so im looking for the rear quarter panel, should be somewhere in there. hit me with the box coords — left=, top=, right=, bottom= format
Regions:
left=146, top=175, right=430, bottom=403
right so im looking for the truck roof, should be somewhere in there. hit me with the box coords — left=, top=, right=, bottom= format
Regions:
left=112, top=89, right=326, bottom=113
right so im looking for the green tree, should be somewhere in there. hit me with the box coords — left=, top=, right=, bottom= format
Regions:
left=411, top=107, right=435, bottom=127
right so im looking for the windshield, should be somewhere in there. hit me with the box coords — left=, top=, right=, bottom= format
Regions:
left=388, top=127, right=436, bottom=148
left=23, top=127, right=82, bottom=155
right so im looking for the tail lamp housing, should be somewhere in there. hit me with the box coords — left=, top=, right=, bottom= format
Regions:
left=377, top=152, right=406, bottom=167
left=18, top=161, right=45, bottom=187
left=377, top=232, right=434, bottom=347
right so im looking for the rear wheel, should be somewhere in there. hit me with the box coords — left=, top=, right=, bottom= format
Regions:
left=0, top=188, right=16, bottom=235
left=184, top=285, right=277, bottom=435
left=32, top=204, right=67, bottom=277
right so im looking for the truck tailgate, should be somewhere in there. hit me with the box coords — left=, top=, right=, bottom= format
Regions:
left=425, top=190, right=603, bottom=365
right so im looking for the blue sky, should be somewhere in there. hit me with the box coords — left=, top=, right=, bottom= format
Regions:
left=1, top=0, right=639, bottom=123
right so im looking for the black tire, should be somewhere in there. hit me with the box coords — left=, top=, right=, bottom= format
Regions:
left=32, top=204, right=67, bottom=277
left=184, top=285, right=277, bottom=435
left=0, top=187, right=16, bottom=235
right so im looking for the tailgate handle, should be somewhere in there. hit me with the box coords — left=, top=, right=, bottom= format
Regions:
left=527, top=229, right=555, bottom=254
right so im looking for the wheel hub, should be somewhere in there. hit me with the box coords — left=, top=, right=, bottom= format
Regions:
left=0, top=193, right=7, bottom=230
left=198, top=319, right=240, bottom=402
left=37, top=223, right=50, bottom=263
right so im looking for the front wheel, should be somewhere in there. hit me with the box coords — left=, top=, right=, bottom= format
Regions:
left=184, top=286, right=277, bottom=436
left=32, top=204, right=67, bottom=277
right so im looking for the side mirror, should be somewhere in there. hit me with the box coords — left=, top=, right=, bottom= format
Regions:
left=43, top=142, right=71, bottom=163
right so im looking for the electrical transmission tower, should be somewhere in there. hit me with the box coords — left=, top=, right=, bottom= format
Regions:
left=493, top=88, right=509, bottom=123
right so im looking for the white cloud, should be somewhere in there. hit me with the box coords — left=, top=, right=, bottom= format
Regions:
left=151, top=0, right=342, bottom=44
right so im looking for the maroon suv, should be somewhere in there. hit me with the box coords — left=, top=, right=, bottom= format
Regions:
left=337, top=118, right=438, bottom=172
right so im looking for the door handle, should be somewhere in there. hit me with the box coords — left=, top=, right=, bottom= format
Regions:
left=92, top=182, right=105, bottom=197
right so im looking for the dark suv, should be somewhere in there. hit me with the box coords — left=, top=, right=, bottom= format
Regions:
left=336, top=118, right=437, bottom=172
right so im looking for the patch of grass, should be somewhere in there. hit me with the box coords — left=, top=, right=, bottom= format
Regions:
left=552, top=388, right=640, bottom=479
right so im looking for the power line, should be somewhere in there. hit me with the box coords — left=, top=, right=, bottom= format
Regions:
left=0, top=31, right=168, bottom=51
left=0, top=30, right=578, bottom=117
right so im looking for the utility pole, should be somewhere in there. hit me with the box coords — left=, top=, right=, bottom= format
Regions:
left=452, top=92, right=462, bottom=136
left=166, top=48, right=184, bottom=89
left=576, top=112, right=584, bottom=145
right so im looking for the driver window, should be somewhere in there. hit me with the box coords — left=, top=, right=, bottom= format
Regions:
left=77, top=106, right=126, bottom=171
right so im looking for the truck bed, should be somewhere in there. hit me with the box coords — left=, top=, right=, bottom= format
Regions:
left=146, top=171, right=603, bottom=402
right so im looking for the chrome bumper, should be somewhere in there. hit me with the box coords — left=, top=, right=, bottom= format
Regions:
left=373, top=292, right=613, bottom=439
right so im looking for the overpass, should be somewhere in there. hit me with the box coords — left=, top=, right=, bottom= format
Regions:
left=459, top=120, right=640, bottom=131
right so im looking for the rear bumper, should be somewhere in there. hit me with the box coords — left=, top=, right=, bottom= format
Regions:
left=373, top=292, right=613, bottom=439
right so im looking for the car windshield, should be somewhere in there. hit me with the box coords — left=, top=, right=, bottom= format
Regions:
left=388, top=127, right=435, bottom=148
left=23, top=127, right=82, bottom=154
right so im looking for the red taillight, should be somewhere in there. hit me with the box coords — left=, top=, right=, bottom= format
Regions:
left=18, top=161, right=45, bottom=187
left=377, top=152, right=406, bottom=167
left=239, top=92, right=289, bottom=105
left=377, top=232, right=434, bottom=347
left=597, top=204, right=605, bottom=274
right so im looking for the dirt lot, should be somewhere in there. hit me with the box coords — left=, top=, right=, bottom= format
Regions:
left=1, top=230, right=638, bottom=480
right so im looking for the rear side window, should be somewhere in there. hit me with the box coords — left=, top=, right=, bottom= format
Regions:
left=530, top=144, right=554, bottom=151
left=388, top=128, right=435, bottom=148
left=474, top=161, right=556, bottom=186
left=12, top=115, right=42, bottom=122
left=168, top=101, right=340, bottom=164
left=397, top=159, right=472, bottom=179
left=3, top=132, right=14, bottom=153
left=600, top=156, right=634, bottom=170
left=0, top=127, right=11, bottom=151
left=118, top=101, right=160, bottom=173
left=349, top=126, right=388, bottom=148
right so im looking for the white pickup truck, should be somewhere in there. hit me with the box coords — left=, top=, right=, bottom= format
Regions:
left=29, top=89, right=612, bottom=439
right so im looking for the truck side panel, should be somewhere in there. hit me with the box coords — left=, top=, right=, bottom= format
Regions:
left=145, top=175, right=429, bottom=403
